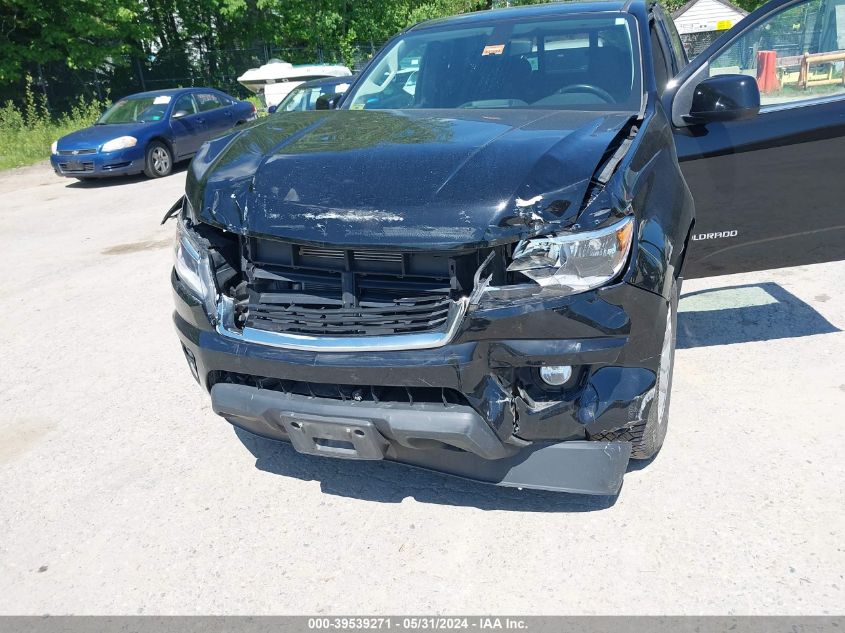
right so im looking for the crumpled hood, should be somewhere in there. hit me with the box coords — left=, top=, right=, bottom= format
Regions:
left=189, top=109, right=634, bottom=249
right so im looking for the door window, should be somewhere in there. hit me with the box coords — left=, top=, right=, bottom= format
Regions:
left=196, top=93, right=223, bottom=112
left=650, top=24, right=673, bottom=94
left=172, top=94, right=197, bottom=117
left=710, top=0, right=845, bottom=107
left=658, top=9, right=688, bottom=72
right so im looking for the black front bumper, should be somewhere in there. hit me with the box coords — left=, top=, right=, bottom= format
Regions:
left=212, top=382, right=631, bottom=494
left=174, top=271, right=668, bottom=495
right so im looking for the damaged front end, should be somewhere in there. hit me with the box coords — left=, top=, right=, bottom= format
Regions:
left=170, top=107, right=685, bottom=496
left=172, top=194, right=667, bottom=496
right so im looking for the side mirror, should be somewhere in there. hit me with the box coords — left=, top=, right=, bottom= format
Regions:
left=267, top=104, right=278, bottom=114
left=685, top=74, right=760, bottom=124
left=316, top=93, right=343, bottom=110
left=172, top=110, right=188, bottom=119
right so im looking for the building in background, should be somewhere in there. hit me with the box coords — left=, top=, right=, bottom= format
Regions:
left=673, top=0, right=749, bottom=57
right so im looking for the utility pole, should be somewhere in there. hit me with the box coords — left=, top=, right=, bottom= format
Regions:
left=36, top=63, right=50, bottom=113
left=135, top=56, right=147, bottom=92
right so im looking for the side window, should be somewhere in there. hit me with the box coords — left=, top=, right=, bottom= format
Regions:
left=172, top=94, right=197, bottom=117
left=306, top=89, right=323, bottom=109
left=651, top=24, right=672, bottom=94
left=710, top=0, right=845, bottom=106
left=661, top=13, right=689, bottom=72
left=195, top=93, right=223, bottom=112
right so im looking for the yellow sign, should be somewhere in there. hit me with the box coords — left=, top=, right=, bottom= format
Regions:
left=716, top=19, right=733, bottom=30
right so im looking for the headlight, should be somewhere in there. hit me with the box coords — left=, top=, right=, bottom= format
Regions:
left=507, top=216, right=634, bottom=292
left=101, top=136, right=137, bottom=152
left=174, top=220, right=218, bottom=319
left=51, top=141, right=58, bottom=154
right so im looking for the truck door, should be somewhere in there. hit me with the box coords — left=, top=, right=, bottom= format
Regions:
left=665, top=0, right=845, bottom=278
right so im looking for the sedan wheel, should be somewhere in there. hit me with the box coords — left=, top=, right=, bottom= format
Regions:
left=144, top=142, right=173, bottom=178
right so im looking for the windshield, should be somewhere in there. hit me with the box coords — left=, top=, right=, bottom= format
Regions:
left=277, top=80, right=353, bottom=112
left=346, top=13, right=642, bottom=111
left=97, top=94, right=171, bottom=124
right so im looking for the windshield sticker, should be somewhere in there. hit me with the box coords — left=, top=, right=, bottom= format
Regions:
left=350, top=103, right=366, bottom=110
left=153, top=95, right=172, bottom=104
left=482, top=44, right=505, bottom=56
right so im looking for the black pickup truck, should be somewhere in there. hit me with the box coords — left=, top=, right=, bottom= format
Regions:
left=171, top=0, right=845, bottom=494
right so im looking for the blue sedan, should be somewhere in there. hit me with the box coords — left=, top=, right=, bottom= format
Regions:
left=50, top=87, right=256, bottom=179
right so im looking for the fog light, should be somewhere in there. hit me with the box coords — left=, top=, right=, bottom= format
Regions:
left=540, top=365, right=572, bottom=386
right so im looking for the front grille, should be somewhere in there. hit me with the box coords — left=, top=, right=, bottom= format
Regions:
left=248, top=293, right=453, bottom=336
left=209, top=371, right=470, bottom=406
left=58, top=149, right=96, bottom=156
left=58, top=161, right=95, bottom=172
left=242, top=240, right=485, bottom=338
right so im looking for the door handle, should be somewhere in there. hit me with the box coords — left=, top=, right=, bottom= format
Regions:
left=196, top=118, right=205, bottom=124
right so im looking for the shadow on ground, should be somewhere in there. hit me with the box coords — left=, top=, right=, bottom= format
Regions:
left=235, top=427, right=618, bottom=512
left=678, top=282, right=839, bottom=349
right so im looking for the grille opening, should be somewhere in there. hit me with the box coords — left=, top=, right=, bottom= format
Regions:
left=209, top=371, right=471, bottom=407
left=58, top=161, right=95, bottom=172
left=240, top=239, right=492, bottom=338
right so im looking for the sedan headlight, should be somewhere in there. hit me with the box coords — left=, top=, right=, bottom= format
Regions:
left=101, top=136, right=137, bottom=152
left=174, top=220, right=218, bottom=319
left=51, top=140, right=58, bottom=154
left=507, top=216, right=634, bottom=292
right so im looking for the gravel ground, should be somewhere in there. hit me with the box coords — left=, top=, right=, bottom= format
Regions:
left=0, top=162, right=843, bottom=615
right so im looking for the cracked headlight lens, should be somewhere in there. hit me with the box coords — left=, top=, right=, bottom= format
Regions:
left=508, top=216, right=634, bottom=292
left=174, top=220, right=217, bottom=318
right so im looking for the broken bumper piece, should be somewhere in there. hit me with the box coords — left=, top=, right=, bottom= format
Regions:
left=211, top=382, right=631, bottom=495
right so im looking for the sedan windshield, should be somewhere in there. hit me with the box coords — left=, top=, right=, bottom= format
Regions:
left=345, top=13, right=642, bottom=111
left=278, top=80, right=353, bottom=112
left=97, top=94, right=171, bottom=124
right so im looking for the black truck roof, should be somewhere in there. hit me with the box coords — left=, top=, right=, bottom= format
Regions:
left=409, top=0, right=651, bottom=32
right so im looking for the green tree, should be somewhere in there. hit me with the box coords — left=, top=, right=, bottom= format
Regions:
left=0, top=0, right=147, bottom=83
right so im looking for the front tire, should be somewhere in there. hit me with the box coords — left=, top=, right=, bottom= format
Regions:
left=593, top=280, right=678, bottom=459
left=144, top=141, right=173, bottom=178
left=630, top=280, right=678, bottom=459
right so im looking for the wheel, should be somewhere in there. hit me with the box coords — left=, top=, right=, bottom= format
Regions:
left=594, top=279, right=678, bottom=459
left=630, top=279, right=678, bottom=459
left=144, top=141, right=173, bottom=178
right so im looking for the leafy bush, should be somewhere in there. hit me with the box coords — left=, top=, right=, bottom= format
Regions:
left=0, top=76, right=107, bottom=170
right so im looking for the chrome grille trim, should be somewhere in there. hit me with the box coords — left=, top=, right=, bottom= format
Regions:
left=216, top=295, right=468, bottom=352
left=58, top=149, right=97, bottom=155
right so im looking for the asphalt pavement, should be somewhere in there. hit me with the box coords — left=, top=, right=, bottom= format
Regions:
left=0, top=163, right=842, bottom=614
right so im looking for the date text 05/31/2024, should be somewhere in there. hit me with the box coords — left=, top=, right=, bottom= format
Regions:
left=307, top=617, right=528, bottom=630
